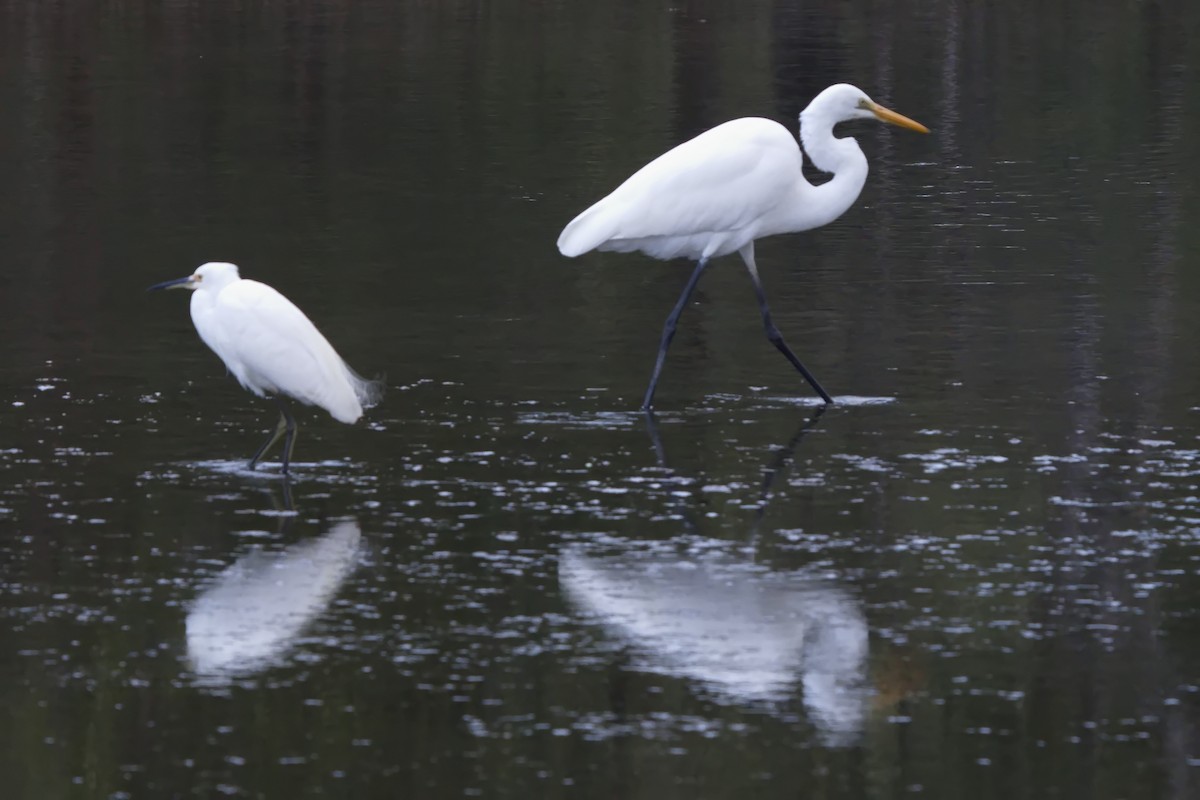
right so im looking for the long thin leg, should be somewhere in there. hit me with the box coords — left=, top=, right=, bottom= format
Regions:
left=247, top=397, right=298, bottom=473
left=278, top=399, right=298, bottom=475
left=740, top=244, right=833, bottom=404
left=643, top=257, right=710, bottom=410
left=248, top=411, right=287, bottom=471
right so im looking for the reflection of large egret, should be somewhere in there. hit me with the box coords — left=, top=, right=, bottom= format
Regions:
left=560, top=408, right=869, bottom=744
left=558, top=84, right=929, bottom=409
left=560, top=546, right=869, bottom=745
left=186, top=519, right=362, bottom=677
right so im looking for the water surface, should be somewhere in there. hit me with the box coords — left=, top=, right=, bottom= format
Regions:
left=1, top=1, right=1199, bottom=797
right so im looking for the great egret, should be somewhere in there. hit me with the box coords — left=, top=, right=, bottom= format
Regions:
left=557, top=83, right=929, bottom=409
left=149, top=262, right=382, bottom=474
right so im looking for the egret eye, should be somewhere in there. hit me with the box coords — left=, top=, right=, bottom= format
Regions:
left=194, top=274, right=203, bottom=282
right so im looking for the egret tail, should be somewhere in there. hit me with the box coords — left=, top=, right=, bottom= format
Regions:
left=557, top=201, right=619, bottom=258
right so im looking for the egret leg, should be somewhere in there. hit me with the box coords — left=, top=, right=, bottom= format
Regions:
left=642, top=408, right=667, bottom=467
left=278, top=400, right=298, bottom=475
left=643, top=257, right=710, bottom=410
left=247, top=398, right=298, bottom=474
left=740, top=244, right=833, bottom=404
left=248, top=413, right=286, bottom=471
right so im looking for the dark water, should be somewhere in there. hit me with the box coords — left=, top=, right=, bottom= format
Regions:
left=2, top=1, right=1200, bottom=797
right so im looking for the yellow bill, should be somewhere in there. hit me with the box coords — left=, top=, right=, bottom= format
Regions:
left=868, top=102, right=930, bottom=134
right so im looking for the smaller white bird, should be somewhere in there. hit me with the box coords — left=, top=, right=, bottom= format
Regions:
left=149, top=262, right=382, bottom=474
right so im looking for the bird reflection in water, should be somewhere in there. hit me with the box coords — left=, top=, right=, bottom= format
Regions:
left=186, top=518, right=362, bottom=680
left=559, top=409, right=871, bottom=746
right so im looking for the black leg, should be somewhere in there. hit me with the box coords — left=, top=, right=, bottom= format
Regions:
left=741, top=246, right=833, bottom=404
left=248, top=410, right=287, bottom=471
left=642, top=408, right=667, bottom=467
left=643, top=258, right=710, bottom=410
left=278, top=399, right=298, bottom=475
left=246, top=397, right=298, bottom=473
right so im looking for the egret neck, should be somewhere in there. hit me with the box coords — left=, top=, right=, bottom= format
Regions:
left=793, top=107, right=870, bottom=232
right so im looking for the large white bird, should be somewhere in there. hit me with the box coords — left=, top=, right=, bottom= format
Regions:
left=557, top=83, right=929, bottom=409
left=150, top=262, right=382, bottom=474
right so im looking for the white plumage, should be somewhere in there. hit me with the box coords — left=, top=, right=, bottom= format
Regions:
left=558, top=118, right=810, bottom=261
left=188, top=263, right=377, bottom=423
left=557, top=83, right=929, bottom=409
left=150, top=261, right=381, bottom=473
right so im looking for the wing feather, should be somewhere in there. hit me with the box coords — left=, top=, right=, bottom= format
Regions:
left=210, top=281, right=368, bottom=423
left=558, top=118, right=803, bottom=260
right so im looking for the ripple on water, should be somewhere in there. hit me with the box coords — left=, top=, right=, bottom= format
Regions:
left=745, top=394, right=897, bottom=408
left=135, top=459, right=381, bottom=492
left=514, top=410, right=645, bottom=429
left=900, top=448, right=1009, bottom=473
left=513, top=394, right=894, bottom=429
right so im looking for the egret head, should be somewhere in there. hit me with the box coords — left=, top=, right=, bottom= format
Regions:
left=804, top=83, right=929, bottom=134
left=148, top=262, right=241, bottom=293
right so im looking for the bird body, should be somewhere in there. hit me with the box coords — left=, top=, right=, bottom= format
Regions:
left=150, top=262, right=381, bottom=473
left=558, top=116, right=864, bottom=262
left=557, top=83, right=929, bottom=409
left=188, top=266, right=373, bottom=424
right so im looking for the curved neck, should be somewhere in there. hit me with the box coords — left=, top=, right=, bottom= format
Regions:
left=795, top=112, right=869, bottom=229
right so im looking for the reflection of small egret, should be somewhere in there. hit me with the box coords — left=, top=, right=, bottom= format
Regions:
left=186, top=519, right=362, bottom=678
left=558, top=84, right=929, bottom=409
left=149, top=262, right=383, bottom=474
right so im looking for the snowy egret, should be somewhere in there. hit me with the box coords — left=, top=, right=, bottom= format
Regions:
left=557, top=83, right=929, bottom=409
left=149, top=262, right=382, bottom=474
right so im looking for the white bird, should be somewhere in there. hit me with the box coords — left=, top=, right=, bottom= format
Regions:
left=149, top=262, right=382, bottom=474
left=557, top=83, right=929, bottom=409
